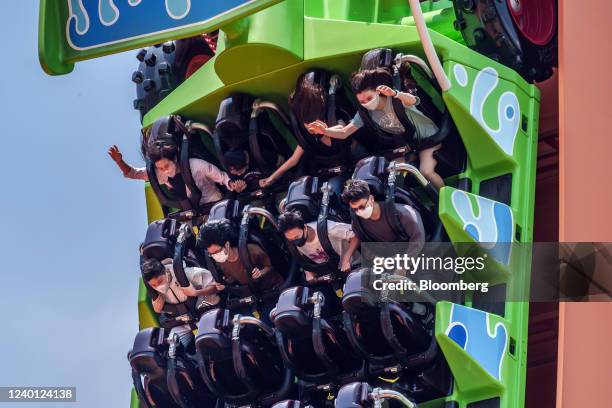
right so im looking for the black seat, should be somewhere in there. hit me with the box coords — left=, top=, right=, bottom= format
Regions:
left=200, top=200, right=298, bottom=317
left=195, top=309, right=294, bottom=406
left=282, top=176, right=352, bottom=280
left=289, top=69, right=362, bottom=178
left=270, top=286, right=364, bottom=387
left=341, top=270, right=436, bottom=372
left=145, top=116, right=222, bottom=217
left=357, top=48, right=467, bottom=177
left=350, top=156, right=442, bottom=242
left=129, top=327, right=216, bottom=408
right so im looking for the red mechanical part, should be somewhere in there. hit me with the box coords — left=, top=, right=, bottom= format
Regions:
left=507, top=0, right=556, bottom=46
left=185, top=54, right=212, bottom=78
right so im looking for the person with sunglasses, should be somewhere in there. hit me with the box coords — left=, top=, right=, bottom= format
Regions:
left=277, top=210, right=360, bottom=284
left=341, top=179, right=425, bottom=251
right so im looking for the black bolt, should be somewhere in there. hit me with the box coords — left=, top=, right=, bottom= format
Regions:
left=473, top=28, right=486, bottom=41
left=132, top=71, right=144, bottom=84
left=158, top=62, right=171, bottom=75
left=463, top=0, right=475, bottom=11
left=145, top=53, right=157, bottom=67
left=136, top=49, right=147, bottom=62
left=162, top=42, right=175, bottom=54
left=454, top=18, right=466, bottom=31
left=143, top=79, right=156, bottom=92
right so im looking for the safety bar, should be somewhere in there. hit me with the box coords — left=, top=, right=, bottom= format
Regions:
left=387, top=161, right=429, bottom=187
left=309, top=291, right=325, bottom=319
left=329, top=74, right=341, bottom=95
left=395, top=54, right=434, bottom=79
left=232, top=315, right=275, bottom=339
left=406, top=0, right=451, bottom=91
left=242, top=206, right=279, bottom=229
left=251, top=99, right=291, bottom=125
left=378, top=273, right=437, bottom=304
left=185, top=121, right=213, bottom=135
left=370, top=388, right=417, bottom=408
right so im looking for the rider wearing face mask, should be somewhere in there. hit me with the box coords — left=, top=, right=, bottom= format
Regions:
left=305, top=67, right=444, bottom=190
left=341, top=179, right=425, bottom=253
left=278, top=210, right=361, bottom=284
left=199, top=219, right=283, bottom=294
left=141, top=257, right=224, bottom=348
left=108, top=141, right=244, bottom=206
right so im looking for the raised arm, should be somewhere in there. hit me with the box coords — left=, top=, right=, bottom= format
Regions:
left=306, top=120, right=358, bottom=140
left=259, top=145, right=304, bottom=188
left=108, top=145, right=149, bottom=181
left=376, top=85, right=418, bottom=107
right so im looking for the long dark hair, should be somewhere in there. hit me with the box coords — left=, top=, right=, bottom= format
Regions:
left=289, top=72, right=327, bottom=124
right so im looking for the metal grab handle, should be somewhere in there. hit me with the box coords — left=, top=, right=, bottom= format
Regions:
left=243, top=206, right=279, bottom=229
left=370, top=388, right=417, bottom=408
left=251, top=99, right=291, bottom=125
left=185, top=121, right=213, bottom=135
left=232, top=315, right=275, bottom=340
left=387, top=161, right=429, bottom=187
left=395, top=54, right=434, bottom=79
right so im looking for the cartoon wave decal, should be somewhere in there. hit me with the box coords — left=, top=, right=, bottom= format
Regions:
left=67, top=0, right=256, bottom=50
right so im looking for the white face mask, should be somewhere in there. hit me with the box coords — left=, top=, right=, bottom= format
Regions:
left=211, top=248, right=229, bottom=263
left=355, top=200, right=374, bottom=219
left=155, top=281, right=170, bottom=293
left=361, top=93, right=381, bottom=111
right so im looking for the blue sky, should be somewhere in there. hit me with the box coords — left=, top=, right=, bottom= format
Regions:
left=0, top=2, right=146, bottom=407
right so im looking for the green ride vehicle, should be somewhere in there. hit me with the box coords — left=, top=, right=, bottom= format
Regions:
left=39, top=1, right=557, bottom=407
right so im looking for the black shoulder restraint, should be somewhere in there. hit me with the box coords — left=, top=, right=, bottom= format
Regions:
left=317, top=182, right=341, bottom=265
left=384, top=169, right=411, bottom=241
left=249, top=100, right=294, bottom=173
left=356, top=96, right=417, bottom=154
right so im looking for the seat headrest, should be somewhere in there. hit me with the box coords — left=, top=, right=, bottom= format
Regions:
left=341, top=269, right=379, bottom=315
left=195, top=309, right=232, bottom=358
left=336, top=382, right=371, bottom=407
left=216, top=93, right=253, bottom=130
left=271, top=287, right=313, bottom=335
left=142, top=219, right=176, bottom=260
left=208, top=199, right=242, bottom=223
left=129, top=328, right=166, bottom=374
left=360, top=48, right=395, bottom=71
left=284, top=176, right=321, bottom=222
left=352, top=156, right=388, bottom=198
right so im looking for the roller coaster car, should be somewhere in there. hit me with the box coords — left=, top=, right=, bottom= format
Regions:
left=355, top=48, right=466, bottom=179
left=214, top=93, right=295, bottom=175
left=202, top=199, right=299, bottom=315
left=289, top=69, right=366, bottom=178
left=145, top=115, right=223, bottom=217
left=270, top=286, right=366, bottom=401
left=143, top=219, right=216, bottom=320
left=195, top=309, right=294, bottom=406
left=350, top=156, right=444, bottom=242
left=341, top=270, right=452, bottom=402
left=128, top=327, right=216, bottom=408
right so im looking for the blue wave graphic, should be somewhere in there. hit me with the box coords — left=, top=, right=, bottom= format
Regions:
left=67, top=0, right=254, bottom=50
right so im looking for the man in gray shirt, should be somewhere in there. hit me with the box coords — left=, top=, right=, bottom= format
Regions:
left=341, top=179, right=425, bottom=252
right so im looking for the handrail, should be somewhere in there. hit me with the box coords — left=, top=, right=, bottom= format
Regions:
left=387, top=161, right=429, bottom=187
left=370, top=388, right=417, bottom=408
left=406, top=0, right=451, bottom=91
